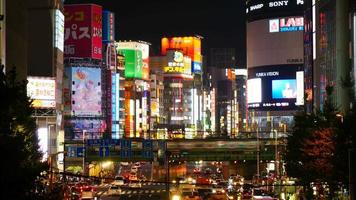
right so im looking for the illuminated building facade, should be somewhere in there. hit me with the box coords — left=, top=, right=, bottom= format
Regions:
left=304, top=0, right=353, bottom=114
left=116, top=41, right=150, bottom=138
left=246, top=0, right=305, bottom=132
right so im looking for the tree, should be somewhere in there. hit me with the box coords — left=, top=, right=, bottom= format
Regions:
left=0, top=66, right=48, bottom=199
left=285, top=85, right=351, bottom=198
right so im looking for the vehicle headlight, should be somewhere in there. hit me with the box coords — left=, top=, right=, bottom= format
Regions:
left=192, top=179, right=196, bottom=184
left=172, top=180, right=176, bottom=184
left=212, top=189, right=216, bottom=193
left=179, top=180, right=184, bottom=184
left=171, top=194, right=181, bottom=200
left=228, top=195, right=234, bottom=200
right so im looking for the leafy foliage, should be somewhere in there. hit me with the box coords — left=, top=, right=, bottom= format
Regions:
left=0, top=66, right=48, bottom=199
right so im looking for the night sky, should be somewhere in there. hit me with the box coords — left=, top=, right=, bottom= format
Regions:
left=64, top=0, right=246, bottom=67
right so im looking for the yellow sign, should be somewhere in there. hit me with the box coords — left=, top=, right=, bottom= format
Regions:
left=164, top=66, right=185, bottom=73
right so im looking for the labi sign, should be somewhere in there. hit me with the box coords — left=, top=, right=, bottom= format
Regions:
left=269, top=17, right=304, bottom=32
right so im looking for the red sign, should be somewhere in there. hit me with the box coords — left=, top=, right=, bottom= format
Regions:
left=64, top=4, right=102, bottom=59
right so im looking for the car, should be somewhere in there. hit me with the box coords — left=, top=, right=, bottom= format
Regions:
left=107, top=185, right=121, bottom=196
left=197, top=188, right=213, bottom=200
left=129, top=172, right=138, bottom=181
left=181, top=191, right=202, bottom=200
left=131, top=166, right=139, bottom=173
left=134, top=162, right=142, bottom=168
left=112, top=176, right=124, bottom=186
left=196, top=176, right=211, bottom=185
left=80, top=185, right=95, bottom=199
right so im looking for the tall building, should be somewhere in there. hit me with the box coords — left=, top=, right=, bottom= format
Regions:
left=304, top=0, right=353, bottom=114
left=246, top=0, right=305, bottom=132
left=116, top=41, right=150, bottom=138
left=235, top=69, right=247, bottom=133
left=63, top=4, right=104, bottom=174
left=209, top=48, right=236, bottom=69
left=150, top=36, right=204, bottom=139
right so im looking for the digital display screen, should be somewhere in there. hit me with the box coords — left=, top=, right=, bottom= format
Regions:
left=272, top=79, right=297, bottom=99
left=247, top=65, right=304, bottom=110
left=247, top=78, right=262, bottom=103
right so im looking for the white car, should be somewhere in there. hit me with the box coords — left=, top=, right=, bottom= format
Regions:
left=112, top=176, right=124, bottom=186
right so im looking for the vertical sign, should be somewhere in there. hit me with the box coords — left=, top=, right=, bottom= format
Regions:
left=102, top=10, right=115, bottom=43
left=111, top=73, right=120, bottom=138
left=64, top=4, right=102, bottom=59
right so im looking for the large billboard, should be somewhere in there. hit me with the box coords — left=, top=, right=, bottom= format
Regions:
left=64, top=119, right=106, bottom=140
left=116, top=41, right=149, bottom=80
left=247, top=65, right=304, bottom=110
left=27, top=77, right=56, bottom=108
left=161, top=36, right=202, bottom=73
left=64, top=4, right=102, bottom=59
left=102, top=10, right=115, bottom=43
left=71, top=67, right=102, bottom=116
left=163, top=50, right=192, bottom=76
left=247, top=17, right=303, bottom=68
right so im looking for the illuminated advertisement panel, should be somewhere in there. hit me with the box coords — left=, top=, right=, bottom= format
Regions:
left=71, top=67, right=102, bottom=116
left=247, top=65, right=304, bottom=110
left=118, top=49, right=142, bottom=79
left=102, top=10, right=115, bottom=43
left=269, top=17, right=303, bottom=32
left=116, top=42, right=149, bottom=79
left=246, top=0, right=304, bottom=22
left=163, top=50, right=192, bottom=75
left=64, top=119, right=106, bottom=140
left=161, top=36, right=202, bottom=72
left=111, top=73, right=120, bottom=137
left=64, top=4, right=102, bottom=59
left=27, top=77, right=56, bottom=108
left=54, top=9, right=65, bottom=51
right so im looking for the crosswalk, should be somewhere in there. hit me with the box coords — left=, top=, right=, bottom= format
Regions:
left=120, top=189, right=166, bottom=195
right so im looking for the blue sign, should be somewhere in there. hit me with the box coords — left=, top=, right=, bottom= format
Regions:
left=77, top=147, right=85, bottom=157
left=99, top=146, right=110, bottom=157
left=142, top=140, right=153, bottom=159
left=67, top=146, right=76, bottom=157
left=120, top=150, right=132, bottom=158
left=192, top=62, right=202, bottom=72
left=87, top=139, right=102, bottom=146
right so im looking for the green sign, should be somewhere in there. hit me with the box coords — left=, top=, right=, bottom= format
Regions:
left=118, top=49, right=143, bottom=79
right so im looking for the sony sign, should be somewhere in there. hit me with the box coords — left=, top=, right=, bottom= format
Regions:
left=269, top=1, right=288, bottom=8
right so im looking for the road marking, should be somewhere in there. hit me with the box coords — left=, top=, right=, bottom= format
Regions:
left=139, top=190, right=143, bottom=194
left=145, top=190, right=149, bottom=193
left=133, top=191, right=137, bottom=194
left=151, top=190, right=155, bottom=193
left=128, top=194, right=132, bottom=198
left=127, top=190, right=131, bottom=194
left=162, top=189, right=166, bottom=192
left=149, top=194, right=152, bottom=197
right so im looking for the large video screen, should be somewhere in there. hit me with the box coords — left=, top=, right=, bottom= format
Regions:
left=71, top=67, right=102, bottom=116
left=247, top=65, right=304, bottom=111
left=272, top=79, right=297, bottom=99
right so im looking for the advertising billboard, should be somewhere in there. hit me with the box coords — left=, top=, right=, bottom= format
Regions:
left=64, top=119, right=106, bottom=140
left=54, top=9, right=65, bottom=52
left=111, top=72, right=120, bottom=137
left=247, top=18, right=303, bottom=68
left=27, top=77, right=56, bottom=108
left=71, top=67, right=102, bottom=116
left=163, top=50, right=192, bottom=75
left=247, top=65, right=304, bottom=110
left=246, top=0, right=304, bottom=22
left=269, top=17, right=303, bottom=32
left=116, top=41, right=149, bottom=79
left=64, top=4, right=102, bottom=59
left=102, top=10, right=115, bottom=43
left=161, top=36, right=202, bottom=73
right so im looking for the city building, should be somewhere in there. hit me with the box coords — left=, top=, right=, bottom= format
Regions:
left=235, top=69, right=247, bottom=133
left=1, top=0, right=66, bottom=171
left=150, top=36, right=204, bottom=139
left=116, top=41, right=150, bottom=138
left=63, top=4, right=105, bottom=174
left=209, top=48, right=236, bottom=69
left=304, top=0, right=354, bottom=114
left=246, top=0, right=305, bottom=133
